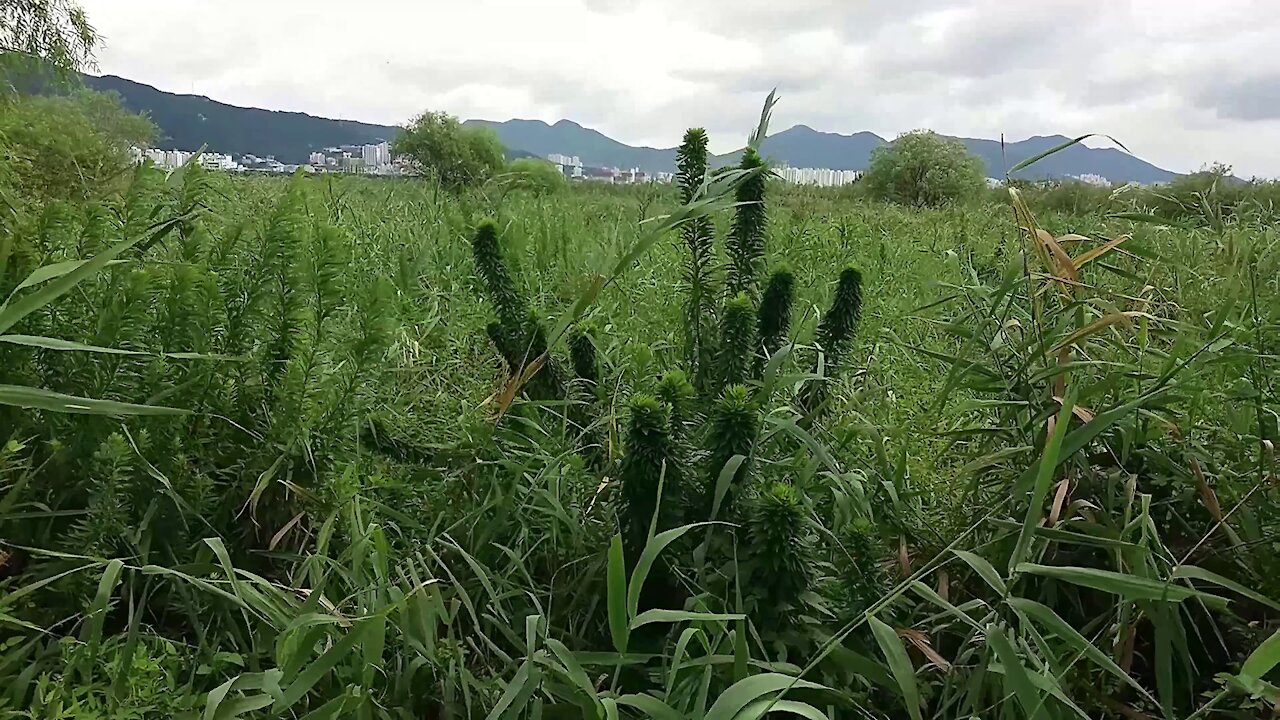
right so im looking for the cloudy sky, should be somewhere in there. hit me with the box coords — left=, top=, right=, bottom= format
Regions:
left=80, top=0, right=1278, bottom=177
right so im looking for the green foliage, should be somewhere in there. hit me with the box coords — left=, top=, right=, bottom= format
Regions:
left=394, top=110, right=505, bottom=187
left=1, top=89, right=1277, bottom=720
left=863, top=129, right=986, bottom=207
left=0, top=0, right=97, bottom=87
left=656, top=369, right=696, bottom=442
left=716, top=292, right=755, bottom=390
left=727, top=148, right=767, bottom=298
left=618, top=394, right=683, bottom=560
left=568, top=321, right=599, bottom=389
left=817, top=265, right=863, bottom=365
left=703, top=384, right=759, bottom=519
left=0, top=89, right=156, bottom=201
left=504, top=157, right=568, bottom=194
left=746, top=481, right=813, bottom=624
left=676, top=128, right=718, bottom=393
left=755, top=264, right=794, bottom=373
left=469, top=220, right=563, bottom=399
left=836, top=518, right=889, bottom=621
left=471, top=219, right=529, bottom=335
left=805, top=265, right=862, bottom=411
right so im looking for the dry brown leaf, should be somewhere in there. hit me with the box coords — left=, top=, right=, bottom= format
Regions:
left=1048, top=478, right=1072, bottom=526
left=897, top=627, right=952, bottom=672
left=1052, top=395, right=1096, bottom=423
left=1038, top=229, right=1081, bottom=285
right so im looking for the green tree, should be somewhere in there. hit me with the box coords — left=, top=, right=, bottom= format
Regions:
left=504, top=157, right=567, bottom=194
left=0, top=88, right=155, bottom=200
left=863, top=130, right=985, bottom=207
left=394, top=111, right=506, bottom=187
left=1, top=0, right=97, bottom=90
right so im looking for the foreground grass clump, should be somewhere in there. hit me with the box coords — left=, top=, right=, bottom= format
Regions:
left=0, top=128, right=1278, bottom=718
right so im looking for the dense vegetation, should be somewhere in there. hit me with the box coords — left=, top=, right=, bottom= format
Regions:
left=3, top=5, right=1280, bottom=719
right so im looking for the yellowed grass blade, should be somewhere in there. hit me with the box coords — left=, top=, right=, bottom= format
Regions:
left=1037, top=229, right=1080, bottom=286
left=1073, top=235, right=1132, bottom=270
left=897, top=627, right=952, bottom=672
left=1049, top=311, right=1153, bottom=355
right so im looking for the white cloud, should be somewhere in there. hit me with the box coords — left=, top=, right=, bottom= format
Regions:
left=80, top=0, right=1280, bottom=176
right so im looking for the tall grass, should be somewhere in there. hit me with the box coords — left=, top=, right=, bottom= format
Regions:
left=0, top=135, right=1277, bottom=718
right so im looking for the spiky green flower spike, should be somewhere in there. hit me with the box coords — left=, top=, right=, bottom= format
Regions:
left=619, top=395, right=684, bottom=561
left=568, top=321, right=600, bottom=390
left=747, top=481, right=814, bottom=625
left=755, top=265, right=795, bottom=377
left=717, top=293, right=756, bottom=390
left=703, top=384, right=759, bottom=520
left=677, top=128, right=719, bottom=393
left=657, top=369, right=697, bottom=442
left=677, top=128, right=709, bottom=205
left=837, top=517, right=890, bottom=622
left=818, top=265, right=863, bottom=364
left=486, top=320, right=522, bottom=374
left=471, top=220, right=529, bottom=334
left=726, top=148, right=767, bottom=299
left=656, top=370, right=698, bottom=492
left=522, top=309, right=563, bottom=400
left=805, top=265, right=863, bottom=412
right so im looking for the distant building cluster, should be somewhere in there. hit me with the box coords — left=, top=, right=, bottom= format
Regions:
left=130, top=141, right=402, bottom=176
left=774, top=166, right=862, bottom=187
left=309, top=142, right=399, bottom=174
left=1073, top=173, right=1110, bottom=187
left=134, top=148, right=241, bottom=171
left=546, top=153, right=674, bottom=184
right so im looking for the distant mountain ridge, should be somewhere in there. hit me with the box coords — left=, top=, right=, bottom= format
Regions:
left=468, top=119, right=1177, bottom=184
left=86, top=75, right=399, bottom=164
left=80, top=73, right=1177, bottom=183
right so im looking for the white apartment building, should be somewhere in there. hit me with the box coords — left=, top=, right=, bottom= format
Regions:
left=775, top=166, right=861, bottom=187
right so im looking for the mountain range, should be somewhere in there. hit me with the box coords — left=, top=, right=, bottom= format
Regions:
left=84, top=74, right=1177, bottom=184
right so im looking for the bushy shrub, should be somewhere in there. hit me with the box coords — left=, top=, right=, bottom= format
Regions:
left=863, top=129, right=986, bottom=207
left=394, top=110, right=505, bottom=187
left=504, top=157, right=568, bottom=194
left=0, top=89, right=155, bottom=201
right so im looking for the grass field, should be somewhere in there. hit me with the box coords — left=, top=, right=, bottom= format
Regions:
left=1, top=155, right=1278, bottom=719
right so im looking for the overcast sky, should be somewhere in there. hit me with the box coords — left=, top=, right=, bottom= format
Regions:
left=80, top=0, right=1279, bottom=177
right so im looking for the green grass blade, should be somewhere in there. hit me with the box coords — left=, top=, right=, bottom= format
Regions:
left=629, top=522, right=718, bottom=618
left=0, top=384, right=190, bottom=416
left=0, top=334, right=146, bottom=355
left=615, top=693, right=683, bottom=720
left=952, top=549, right=1007, bottom=597
left=1008, top=598, right=1153, bottom=702
left=77, top=559, right=124, bottom=682
left=704, top=674, right=830, bottom=720
left=738, top=698, right=829, bottom=720
left=1242, top=629, right=1280, bottom=681
left=607, top=534, right=628, bottom=654
left=868, top=616, right=922, bottom=720
left=1010, top=391, right=1075, bottom=575
left=630, top=609, right=744, bottom=630
left=1007, top=133, right=1130, bottom=175
left=1017, top=564, right=1228, bottom=607
left=986, top=623, right=1049, bottom=720
left=1172, top=565, right=1280, bottom=613
left=272, top=621, right=371, bottom=711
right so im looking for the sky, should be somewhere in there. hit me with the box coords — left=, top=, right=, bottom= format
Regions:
left=79, top=0, right=1280, bottom=178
